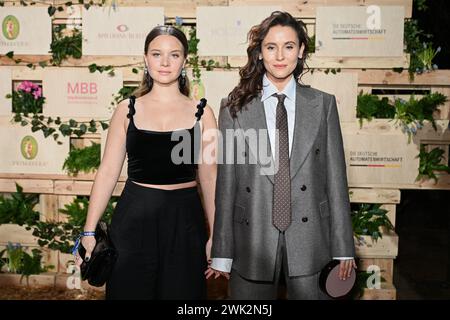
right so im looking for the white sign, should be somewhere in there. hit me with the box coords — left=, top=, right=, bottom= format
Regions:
left=0, top=7, right=51, bottom=54
left=197, top=6, right=281, bottom=56
left=82, top=6, right=164, bottom=56
left=315, top=6, right=404, bottom=57
left=43, top=68, right=123, bottom=118
left=0, top=117, right=69, bottom=174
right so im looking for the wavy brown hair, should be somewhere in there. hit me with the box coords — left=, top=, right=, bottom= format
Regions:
left=133, top=25, right=190, bottom=98
left=227, top=11, right=309, bottom=117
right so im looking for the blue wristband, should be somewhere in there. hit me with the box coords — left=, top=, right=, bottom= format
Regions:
left=72, top=231, right=96, bottom=256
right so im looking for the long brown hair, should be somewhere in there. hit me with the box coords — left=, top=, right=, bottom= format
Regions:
left=133, top=25, right=190, bottom=98
left=227, top=11, right=309, bottom=117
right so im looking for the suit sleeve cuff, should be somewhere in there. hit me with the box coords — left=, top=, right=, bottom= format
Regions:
left=333, top=257, right=354, bottom=260
left=211, top=258, right=233, bottom=273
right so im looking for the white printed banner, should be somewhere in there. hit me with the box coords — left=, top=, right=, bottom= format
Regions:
left=315, top=6, right=404, bottom=57
left=82, top=6, right=164, bottom=56
left=197, top=6, right=281, bottom=56
left=0, top=7, right=51, bottom=54
left=0, top=117, right=69, bottom=174
left=43, top=68, right=123, bottom=118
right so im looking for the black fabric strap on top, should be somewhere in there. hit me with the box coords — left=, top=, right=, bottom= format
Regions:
left=127, top=95, right=136, bottom=119
left=126, top=95, right=206, bottom=121
left=195, top=98, right=207, bottom=121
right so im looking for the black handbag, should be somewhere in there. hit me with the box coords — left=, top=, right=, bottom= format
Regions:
left=319, top=260, right=356, bottom=299
left=77, top=221, right=118, bottom=287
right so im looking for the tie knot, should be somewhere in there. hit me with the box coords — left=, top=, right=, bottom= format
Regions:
left=273, top=93, right=286, bottom=104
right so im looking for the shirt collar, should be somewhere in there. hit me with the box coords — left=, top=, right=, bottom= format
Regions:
left=261, top=73, right=296, bottom=102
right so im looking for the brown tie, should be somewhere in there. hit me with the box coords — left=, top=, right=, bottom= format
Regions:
left=272, top=93, right=291, bottom=231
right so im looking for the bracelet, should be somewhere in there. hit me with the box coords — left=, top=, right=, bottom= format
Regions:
left=71, top=231, right=96, bottom=256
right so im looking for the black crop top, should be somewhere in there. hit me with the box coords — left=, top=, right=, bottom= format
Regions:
left=126, top=95, right=206, bottom=185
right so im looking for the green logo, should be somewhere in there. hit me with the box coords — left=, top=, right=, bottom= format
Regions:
left=2, top=15, right=20, bottom=40
left=20, top=136, right=38, bottom=160
left=190, top=80, right=205, bottom=100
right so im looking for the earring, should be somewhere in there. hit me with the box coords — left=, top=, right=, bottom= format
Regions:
left=144, top=65, right=152, bottom=88
left=180, top=68, right=186, bottom=88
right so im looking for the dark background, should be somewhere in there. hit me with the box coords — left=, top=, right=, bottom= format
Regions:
left=414, top=0, right=449, bottom=69
left=394, top=1, right=450, bottom=299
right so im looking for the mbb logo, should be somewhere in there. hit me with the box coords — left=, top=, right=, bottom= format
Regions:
left=68, top=82, right=98, bottom=94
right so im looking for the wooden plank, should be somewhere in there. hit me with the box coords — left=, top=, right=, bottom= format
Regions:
left=50, top=0, right=229, bottom=19
left=0, top=272, right=56, bottom=287
left=3, top=0, right=412, bottom=18
left=360, top=282, right=396, bottom=300
left=58, top=195, right=76, bottom=223
left=0, top=224, right=37, bottom=246
left=54, top=180, right=125, bottom=196
left=58, top=252, right=76, bottom=274
left=229, top=0, right=412, bottom=18
left=0, top=55, right=143, bottom=67
left=354, top=70, right=450, bottom=86
left=0, top=173, right=126, bottom=182
left=0, top=178, right=53, bottom=193
left=354, top=230, right=399, bottom=259
left=39, top=194, right=59, bottom=222
left=229, top=54, right=410, bottom=69
left=71, top=137, right=101, bottom=150
left=349, top=188, right=401, bottom=204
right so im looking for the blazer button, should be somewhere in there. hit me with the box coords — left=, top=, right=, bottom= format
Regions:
left=245, top=219, right=249, bottom=225
left=246, top=187, right=251, bottom=193
left=302, top=217, right=308, bottom=223
left=315, top=148, right=320, bottom=155
left=301, top=185, right=307, bottom=191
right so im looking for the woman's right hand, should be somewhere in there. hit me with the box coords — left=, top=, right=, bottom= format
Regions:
left=75, top=235, right=96, bottom=267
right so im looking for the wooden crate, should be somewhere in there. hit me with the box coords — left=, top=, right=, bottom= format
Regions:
left=360, top=282, right=396, bottom=300
left=358, top=258, right=394, bottom=284
left=355, top=230, right=399, bottom=259
left=0, top=272, right=56, bottom=287
left=342, top=120, right=450, bottom=190
left=349, top=188, right=400, bottom=227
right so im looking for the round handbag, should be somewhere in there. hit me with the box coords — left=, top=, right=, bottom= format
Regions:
left=319, top=260, right=356, bottom=299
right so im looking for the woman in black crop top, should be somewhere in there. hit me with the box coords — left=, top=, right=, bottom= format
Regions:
left=74, top=26, right=218, bottom=300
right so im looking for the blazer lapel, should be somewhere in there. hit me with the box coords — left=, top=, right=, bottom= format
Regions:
left=290, top=84, right=323, bottom=180
left=236, top=95, right=276, bottom=184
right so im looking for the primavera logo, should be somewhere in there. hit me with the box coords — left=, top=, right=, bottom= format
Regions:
left=190, top=80, right=205, bottom=100
left=20, top=136, right=38, bottom=160
left=2, top=15, right=20, bottom=40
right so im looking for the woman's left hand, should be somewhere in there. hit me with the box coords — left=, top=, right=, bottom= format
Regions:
left=338, top=259, right=357, bottom=280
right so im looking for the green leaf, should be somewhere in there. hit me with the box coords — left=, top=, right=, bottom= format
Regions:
left=100, top=121, right=109, bottom=130
left=88, top=64, right=97, bottom=73
left=48, top=5, right=57, bottom=16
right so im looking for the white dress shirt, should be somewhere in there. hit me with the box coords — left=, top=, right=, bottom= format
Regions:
left=211, top=74, right=352, bottom=273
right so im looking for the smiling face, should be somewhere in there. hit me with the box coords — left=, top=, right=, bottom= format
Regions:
left=259, top=25, right=305, bottom=88
left=144, top=34, right=186, bottom=86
